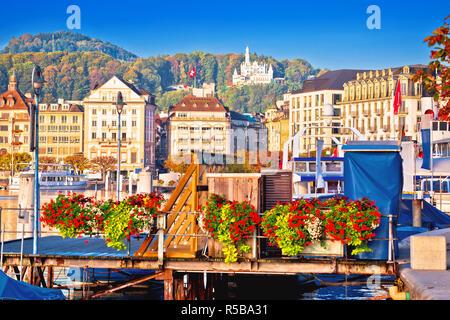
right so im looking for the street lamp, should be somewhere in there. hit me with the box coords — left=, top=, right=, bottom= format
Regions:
left=31, top=65, right=45, bottom=255
left=113, top=91, right=126, bottom=201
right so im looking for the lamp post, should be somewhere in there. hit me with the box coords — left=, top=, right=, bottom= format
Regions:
left=31, top=65, right=45, bottom=255
left=114, top=91, right=126, bottom=201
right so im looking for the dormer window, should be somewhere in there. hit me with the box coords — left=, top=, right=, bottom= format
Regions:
left=51, top=104, right=58, bottom=110
left=40, top=104, right=47, bottom=111
left=62, top=104, right=70, bottom=111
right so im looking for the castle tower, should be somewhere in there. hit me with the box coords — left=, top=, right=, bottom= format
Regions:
left=245, top=46, right=250, bottom=64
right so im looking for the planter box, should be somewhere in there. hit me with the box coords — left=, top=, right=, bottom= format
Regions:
left=207, top=238, right=254, bottom=260
left=301, top=240, right=344, bottom=257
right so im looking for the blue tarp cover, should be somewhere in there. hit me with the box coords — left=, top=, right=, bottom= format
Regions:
left=399, top=199, right=450, bottom=229
left=344, top=151, right=403, bottom=216
left=344, top=149, right=403, bottom=259
left=0, top=270, right=66, bottom=300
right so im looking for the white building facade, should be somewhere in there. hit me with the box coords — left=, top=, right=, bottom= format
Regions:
left=232, top=46, right=273, bottom=85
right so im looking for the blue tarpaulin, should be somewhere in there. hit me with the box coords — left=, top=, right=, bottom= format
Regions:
left=0, top=271, right=66, bottom=300
left=343, top=142, right=403, bottom=260
left=399, top=199, right=450, bottom=229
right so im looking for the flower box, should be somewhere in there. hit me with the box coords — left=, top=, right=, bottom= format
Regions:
left=207, top=238, right=254, bottom=260
left=301, top=240, right=344, bottom=257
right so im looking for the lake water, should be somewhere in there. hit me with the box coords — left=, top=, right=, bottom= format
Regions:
left=0, top=189, right=394, bottom=300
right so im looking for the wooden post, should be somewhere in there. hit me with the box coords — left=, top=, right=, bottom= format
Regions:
left=47, top=266, right=53, bottom=288
left=412, top=199, right=422, bottom=227
left=173, top=272, right=186, bottom=300
left=157, top=213, right=166, bottom=267
left=163, top=270, right=174, bottom=300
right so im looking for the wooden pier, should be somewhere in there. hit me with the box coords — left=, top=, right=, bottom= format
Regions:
left=0, top=158, right=398, bottom=300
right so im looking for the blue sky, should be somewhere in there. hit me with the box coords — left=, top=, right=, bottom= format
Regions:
left=1, top=0, right=449, bottom=70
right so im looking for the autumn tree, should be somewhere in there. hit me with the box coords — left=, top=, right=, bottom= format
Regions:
left=90, top=156, right=116, bottom=182
left=64, top=154, right=90, bottom=174
left=164, top=155, right=190, bottom=174
left=39, top=155, right=57, bottom=171
left=0, top=152, right=32, bottom=172
left=413, top=15, right=450, bottom=119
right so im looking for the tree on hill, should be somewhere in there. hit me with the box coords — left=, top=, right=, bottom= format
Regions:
left=0, top=32, right=321, bottom=112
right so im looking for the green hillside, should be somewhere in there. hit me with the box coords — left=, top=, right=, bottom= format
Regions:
left=0, top=32, right=321, bottom=113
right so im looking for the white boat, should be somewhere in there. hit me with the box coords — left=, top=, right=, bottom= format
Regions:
left=39, top=170, right=87, bottom=191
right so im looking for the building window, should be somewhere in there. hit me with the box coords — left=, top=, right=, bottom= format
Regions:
left=73, top=116, right=78, bottom=123
left=122, top=120, right=126, bottom=127
left=132, top=109, right=137, bottom=115
left=48, top=147, right=53, bottom=154
left=102, top=132, right=107, bottom=140
left=39, top=116, right=45, bottom=123
left=131, top=152, right=137, bottom=163
left=132, top=120, right=137, bottom=127
left=61, top=116, right=67, bottom=124
left=102, top=109, right=107, bottom=115
left=92, top=109, right=97, bottom=115
left=102, top=120, right=107, bottom=127
left=92, top=120, right=97, bottom=127
left=122, top=132, right=126, bottom=140
left=50, top=116, right=56, bottom=123
left=92, top=132, right=96, bottom=139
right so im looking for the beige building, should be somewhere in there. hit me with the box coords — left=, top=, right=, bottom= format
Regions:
left=289, top=70, right=364, bottom=154
left=38, top=100, right=84, bottom=160
left=168, top=96, right=230, bottom=157
left=0, top=74, right=33, bottom=155
left=82, top=76, right=156, bottom=176
left=338, top=65, right=434, bottom=142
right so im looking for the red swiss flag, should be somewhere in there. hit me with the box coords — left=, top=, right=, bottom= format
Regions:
left=189, top=68, right=196, bottom=78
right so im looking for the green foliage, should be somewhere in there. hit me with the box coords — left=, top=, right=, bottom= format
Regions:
left=261, top=197, right=382, bottom=257
left=200, top=194, right=261, bottom=264
left=41, top=192, right=164, bottom=251
left=0, top=32, right=321, bottom=113
left=1, top=31, right=137, bottom=61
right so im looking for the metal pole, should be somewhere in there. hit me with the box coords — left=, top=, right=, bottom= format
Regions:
left=117, top=111, right=121, bottom=201
left=33, top=94, right=40, bottom=255
left=0, top=208, right=2, bottom=268
left=20, top=224, right=24, bottom=281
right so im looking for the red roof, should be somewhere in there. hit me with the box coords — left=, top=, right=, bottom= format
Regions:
left=170, top=95, right=227, bottom=113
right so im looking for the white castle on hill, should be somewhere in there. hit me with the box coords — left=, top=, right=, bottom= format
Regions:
left=232, top=46, right=273, bottom=85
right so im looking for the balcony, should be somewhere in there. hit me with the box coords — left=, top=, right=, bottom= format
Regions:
left=398, top=107, right=407, bottom=115
left=362, top=109, right=369, bottom=117
left=350, top=111, right=357, bottom=118
left=375, top=108, right=382, bottom=115
left=368, top=126, right=376, bottom=133
left=382, top=125, right=391, bottom=132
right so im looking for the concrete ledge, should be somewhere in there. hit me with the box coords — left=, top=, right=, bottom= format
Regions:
left=400, top=266, right=450, bottom=300
left=411, top=236, right=447, bottom=270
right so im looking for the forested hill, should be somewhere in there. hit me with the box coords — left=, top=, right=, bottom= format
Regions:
left=0, top=32, right=322, bottom=113
left=1, top=31, right=138, bottom=61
